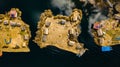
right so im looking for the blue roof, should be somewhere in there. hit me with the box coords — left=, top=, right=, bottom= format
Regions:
left=101, top=46, right=112, bottom=52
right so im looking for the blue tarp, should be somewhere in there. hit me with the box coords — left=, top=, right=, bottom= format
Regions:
left=101, top=46, right=112, bottom=52
left=115, top=37, right=120, bottom=40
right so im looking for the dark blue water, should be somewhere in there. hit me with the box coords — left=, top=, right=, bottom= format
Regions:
left=0, top=0, right=120, bottom=67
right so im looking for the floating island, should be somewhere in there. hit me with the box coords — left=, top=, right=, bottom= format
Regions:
left=92, top=3, right=120, bottom=47
left=34, top=9, right=87, bottom=56
left=92, top=14, right=120, bottom=47
left=0, top=8, right=31, bottom=56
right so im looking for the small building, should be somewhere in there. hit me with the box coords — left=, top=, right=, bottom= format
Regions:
left=99, top=38, right=104, bottom=45
left=21, top=26, right=26, bottom=31
left=72, top=16, right=77, bottom=22
left=42, top=35, right=47, bottom=42
left=0, top=20, right=2, bottom=23
left=10, top=21, right=16, bottom=27
left=24, top=35, right=29, bottom=41
left=69, top=29, right=75, bottom=35
left=9, top=9, right=17, bottom=18
left=76, top=43, right=83, bottom=49
left=3, top=20, right=9, bottom=25
left=16, top=23, right=21, bottom=27
left=22, top=42, right=26, bottom=48
left=43, top=28, right=49, bottom=35
left=59, top=20, right=66, bottom=25
left=97, top=29, right=103, bottom=36
left=45, top=22, right=51, bottom=27
left=68, top=40, right=75, bottom=46
left=93, top=22, right=101, bottom=30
